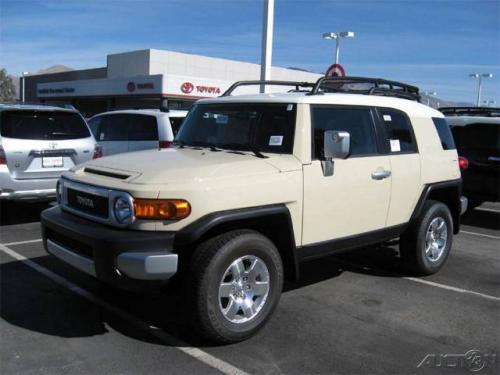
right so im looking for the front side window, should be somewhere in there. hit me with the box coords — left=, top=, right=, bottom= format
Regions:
left=379, top=109, right=417, bottom=153
left=311, top=106, right=378, bottom=159
left=0, top=110, right=90, bottom=140
left=175, top=103, right=296, bottom=154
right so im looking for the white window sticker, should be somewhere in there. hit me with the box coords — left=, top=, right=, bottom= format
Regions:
left=383, top=115, right=392, bottom=122
left=215, top=114, right=228, bottom=124
left=269, top=135, right=283, bottom=146
left=390, top=139, right=401, bottom=152
left=287, top=104, right=293, bottom=111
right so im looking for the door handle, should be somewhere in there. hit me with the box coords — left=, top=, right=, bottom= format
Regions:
left=371, top=169, right=391, bottom=180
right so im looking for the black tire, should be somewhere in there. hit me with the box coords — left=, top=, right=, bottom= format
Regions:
left=400, top=200, right=453, bottom=276
left=189, top=229, right=283, bottom=344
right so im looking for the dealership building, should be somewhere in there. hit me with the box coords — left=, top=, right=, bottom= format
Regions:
left=24, top=49, right=321, bottom=115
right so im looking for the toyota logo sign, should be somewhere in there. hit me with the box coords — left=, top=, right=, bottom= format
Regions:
left=127, top=82, right=136, bottom=92
left=181, top=82, right=194, bottom=94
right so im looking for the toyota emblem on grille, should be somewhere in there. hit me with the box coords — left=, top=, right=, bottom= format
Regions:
left=76, top=195, right=95, bottom=208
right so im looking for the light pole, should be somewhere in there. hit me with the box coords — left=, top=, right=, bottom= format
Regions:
left=423, top=91, right=437, bottom=106
left=322, top=31, right=355, bottom=65
left=20, top=71, right=29, bottom=103
left=470, top=73, right=493, bottom=107
left=260, top=0, right=274, bottom=93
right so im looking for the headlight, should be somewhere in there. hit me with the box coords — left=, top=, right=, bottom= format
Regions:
left=133, top=199, right=191, bottom=220
left=114, top=197, right=132, bottom=224
left=56, top=180, right=64, bottom=203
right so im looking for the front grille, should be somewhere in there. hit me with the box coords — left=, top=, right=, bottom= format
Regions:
left=46, top=229, right=93, bottom=259
left=67, top=188, right=109, bottom=218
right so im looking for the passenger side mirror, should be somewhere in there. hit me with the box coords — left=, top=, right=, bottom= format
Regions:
left=321, top=130, right=350, bottom=177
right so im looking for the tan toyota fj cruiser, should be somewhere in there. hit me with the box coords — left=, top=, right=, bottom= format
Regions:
left=41, top=77, right=467, bottom=343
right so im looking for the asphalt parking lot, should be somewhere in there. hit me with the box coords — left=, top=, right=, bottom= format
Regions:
left=0, top=201, right=499, bottom=375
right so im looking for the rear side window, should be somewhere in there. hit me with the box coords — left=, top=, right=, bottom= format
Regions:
left=127, top=115, right=158, bottom=141
left=312, top=107, right=378, bottom=158
left=379, top=109, right=417, bottom=153
left=450, top=123, right=498, bottom=152
left=97, top=114, right=128, bottom=141
left=433, top=117, right=456, bottom=150
left=0, top=110, right=90, bottom=140
left=93, top=114, right=158, bottom=141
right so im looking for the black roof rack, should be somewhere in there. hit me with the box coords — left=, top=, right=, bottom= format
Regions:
left=307, top=76, right=421, bottom=102
left=221, top=80, right=315, bottom=96
left=439, top=107, right=500, bottom=117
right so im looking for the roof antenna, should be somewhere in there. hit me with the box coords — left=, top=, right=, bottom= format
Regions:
left=160, top=97, right=169, bottom=112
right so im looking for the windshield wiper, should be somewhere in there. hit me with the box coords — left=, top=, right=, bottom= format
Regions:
left=207, top=143, right=222, bottom=152
left=248, top=147, right=268, bottom=159
left=172, top=140, right=186, bottom=148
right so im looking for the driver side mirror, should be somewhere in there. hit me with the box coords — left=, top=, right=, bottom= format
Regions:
left=322, top=130, right=350, bottom=176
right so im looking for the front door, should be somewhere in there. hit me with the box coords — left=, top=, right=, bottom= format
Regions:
left=302, top=106, right=391, bottom=246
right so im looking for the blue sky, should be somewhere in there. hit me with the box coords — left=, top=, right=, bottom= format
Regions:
left=1, top=0, right=499, bottom=103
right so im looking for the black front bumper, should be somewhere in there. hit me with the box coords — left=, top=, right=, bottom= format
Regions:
left=41, top=206, right=177, bottom=292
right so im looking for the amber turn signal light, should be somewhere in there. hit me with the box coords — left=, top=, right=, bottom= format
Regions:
left=133, top=199, right=191, bottom=220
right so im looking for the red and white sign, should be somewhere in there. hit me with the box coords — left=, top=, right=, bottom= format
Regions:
left=325, top=64, right=345, bottom=77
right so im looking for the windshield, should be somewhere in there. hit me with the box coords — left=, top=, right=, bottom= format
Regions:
left=0, top=110, right=90, bottom=140
left=175, top=103, right=296, bottom=154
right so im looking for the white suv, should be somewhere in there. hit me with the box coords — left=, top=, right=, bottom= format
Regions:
left=41, top=77, right=467, bottom=343
left=87, top=109, right=187, bottom=156
left=0, top=103, right=98, bottom=201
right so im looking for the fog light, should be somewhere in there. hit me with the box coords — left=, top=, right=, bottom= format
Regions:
left=114, top=197, right=132, bottom=224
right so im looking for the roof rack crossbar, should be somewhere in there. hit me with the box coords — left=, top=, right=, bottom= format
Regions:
left=221, top=80, right=315, bottom=96
left=307, top=76, right=421, bottom=102
left=439, top=107, right=500, bottom=117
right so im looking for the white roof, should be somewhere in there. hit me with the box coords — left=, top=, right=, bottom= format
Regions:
left=92, top=109, right=188, bottom=118
left=198, top=92, right=443, bottom=118
left=0, top=103, right=75, bottom=112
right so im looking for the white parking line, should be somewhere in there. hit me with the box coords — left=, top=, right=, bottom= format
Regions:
left=336, top=259, right=500, bottom=303
left=460, top=230, right=500, bottom=240
left=476, top=207, right=500, bottom=214
left=403, top=277, right=500, bottom=302
left=3, top=239, right=43, bottom=246
left=0, top=243, right=249, bottom=375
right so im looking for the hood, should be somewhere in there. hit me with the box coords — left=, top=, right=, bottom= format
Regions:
left=79, top=148, right=301, bottom=184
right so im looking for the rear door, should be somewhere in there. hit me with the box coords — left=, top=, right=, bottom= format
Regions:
left=127, top=114, right=159, bottom=152
left=375, top=108, right=421, bottom=227
left=0, top=110, right=94, bottom=180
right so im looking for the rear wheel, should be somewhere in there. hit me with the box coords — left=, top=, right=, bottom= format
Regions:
left=400, top=200, right=453, bottom=275
left=190, top=230, right=283, bottom=343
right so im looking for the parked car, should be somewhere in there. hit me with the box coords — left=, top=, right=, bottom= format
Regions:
left=87, top=109, right=187, bottom=156
left=441, top=107, right=500, bottom=209
left=42, top=77, right=466, bottom=343
left=0, top=103, right=98, bottom=201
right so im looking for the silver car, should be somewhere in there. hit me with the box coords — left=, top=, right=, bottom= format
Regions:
left=87, top=109, right=187, bottom=156
left=0, top=104, right=98, bottom=201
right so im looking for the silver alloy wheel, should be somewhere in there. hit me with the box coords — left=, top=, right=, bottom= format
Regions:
left=218, top=255, right=270, bottom=324
left=425, top=217, right=448, bottom=262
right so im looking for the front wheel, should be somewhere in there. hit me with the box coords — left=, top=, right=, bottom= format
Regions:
left=190, top=230, right=283, bottom=344
left=400, top=200, right=453, bottom=276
